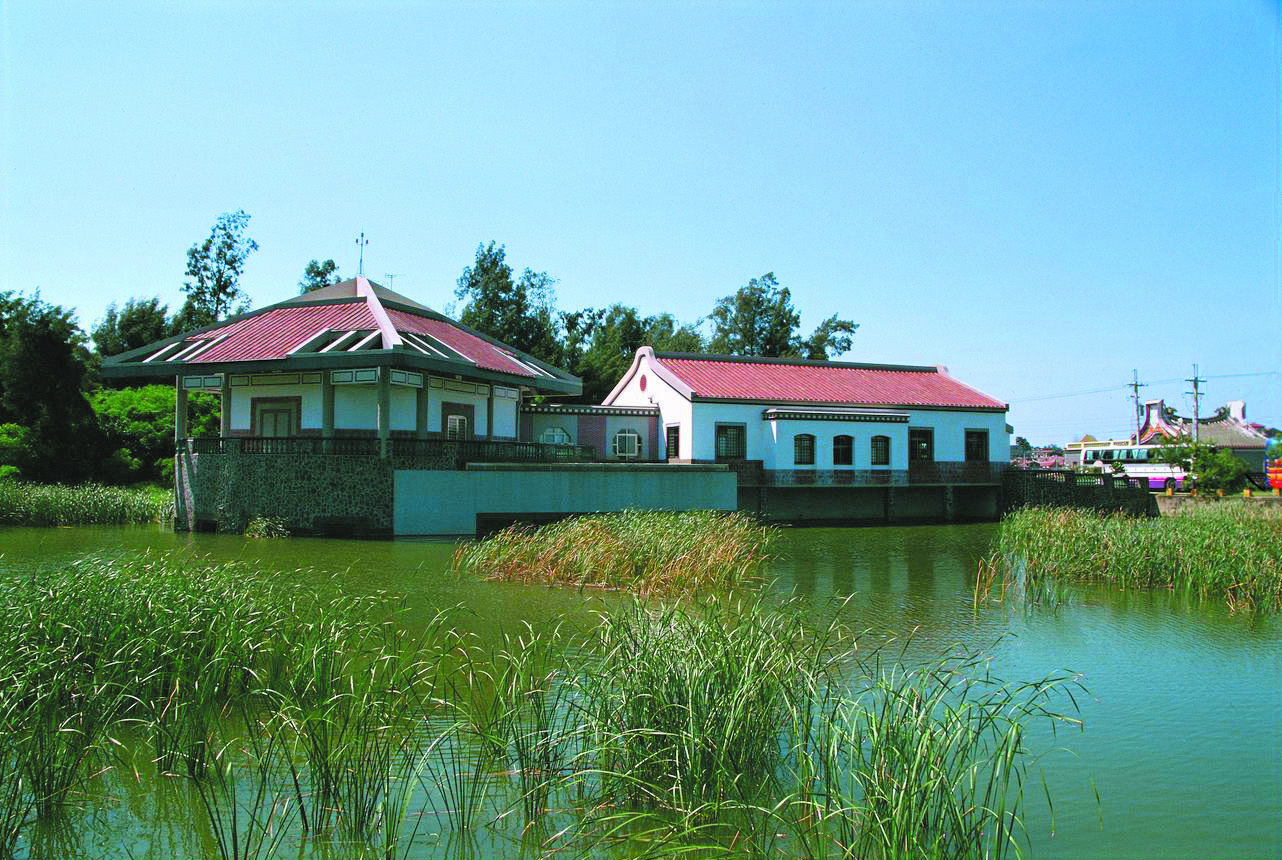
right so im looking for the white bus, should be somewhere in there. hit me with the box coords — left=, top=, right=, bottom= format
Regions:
left=1066, top=438, right=1189, bottom=490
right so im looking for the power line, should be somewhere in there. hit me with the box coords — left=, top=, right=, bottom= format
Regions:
left=1008, top=370, right=1279, bottom=404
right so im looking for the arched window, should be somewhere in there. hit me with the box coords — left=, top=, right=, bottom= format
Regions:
left=833, top=434, right=853, bottom=466
left=794, top=433, right=815, bottom=466
left=540, top=426, right=571, bottom=446
left=613, top=429, right=641, bottom=458
left=871, top=435, right=890, bottom=466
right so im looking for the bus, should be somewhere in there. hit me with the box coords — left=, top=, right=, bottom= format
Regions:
left=1066, top=438, right=1190, bottom=490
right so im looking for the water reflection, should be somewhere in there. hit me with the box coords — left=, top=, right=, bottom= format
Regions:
left=0, top=522, right=1278, bottom=859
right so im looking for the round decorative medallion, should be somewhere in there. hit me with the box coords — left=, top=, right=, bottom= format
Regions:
left=639, top=374, right=647, bottom=392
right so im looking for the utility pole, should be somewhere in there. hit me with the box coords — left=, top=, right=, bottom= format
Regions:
left=1128, top=369, right=1147, bottom=444
left=1185, top=363, right=1205, bottom=444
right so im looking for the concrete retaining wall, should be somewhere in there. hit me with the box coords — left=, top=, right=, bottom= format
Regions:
left=393, top=463, right=737, bottom=536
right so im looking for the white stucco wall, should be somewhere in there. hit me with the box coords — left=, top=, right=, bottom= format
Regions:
left=609, top=353, right=694, bottom=458
left=531, top=413, right=578, bottom=444
left=428, top=389, right=490, bottom=436
left=230, top=383, right=322, bottom=431
left=904, top=409, right=1010, bottom=462
left=764, top=420, right=910, bottom=469
left=492, top=398, right=518, bottom=438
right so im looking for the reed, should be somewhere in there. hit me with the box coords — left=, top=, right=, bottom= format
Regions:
left=452, top=509, right=777, bottom=595
left=998, top=505, right=1282, bottom=612
left=0, top=481, right=172, bottom=526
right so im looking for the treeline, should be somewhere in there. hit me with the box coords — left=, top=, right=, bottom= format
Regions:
left=452, top=242, right=858, bottom=402
left=2, top=210, right=857, bottom=485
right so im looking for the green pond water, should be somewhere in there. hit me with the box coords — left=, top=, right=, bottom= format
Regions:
left=0, top=522, right=1279, bottom=860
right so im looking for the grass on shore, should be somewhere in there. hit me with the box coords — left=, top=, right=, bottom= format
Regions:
left=996, top=504, right=1282, bottom=612
left=452, top=509, right=778, bottom=595
left=0, top=480, right=172, bottom=527
left=0, top=554, right=1084, bottom=859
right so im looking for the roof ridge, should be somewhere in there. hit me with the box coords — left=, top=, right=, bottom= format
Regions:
left=655, top=352, right=939, bottom=373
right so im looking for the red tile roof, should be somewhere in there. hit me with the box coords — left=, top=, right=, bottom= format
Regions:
left=655, top=355, right=1005, bottom=409
left=385, top=309, right=536, bottom=377
left=187, top=303, right=377, bottom=362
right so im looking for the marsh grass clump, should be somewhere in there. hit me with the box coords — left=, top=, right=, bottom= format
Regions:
left=452, top=509, right=777, bottom=595
left=998, top=505, right=1282, bottom=612
left=0, top=481, right=172, bottom=527
left=244, top=515, right=290, bottom=539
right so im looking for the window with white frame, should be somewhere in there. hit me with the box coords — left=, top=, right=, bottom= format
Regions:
left=446, top=415, right=468, bottom=440
left=540, top=426, right=571, bottom=446
left=612, top=429, right=641, bottom=458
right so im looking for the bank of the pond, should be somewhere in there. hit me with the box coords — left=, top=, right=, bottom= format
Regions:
left=0, top=551, right=1082, bottom=860
left=998, top=505, right=1282, bottom=612
left=0, top=480, right=172, bottom=527
left=452, top=509, right=777, bottom=595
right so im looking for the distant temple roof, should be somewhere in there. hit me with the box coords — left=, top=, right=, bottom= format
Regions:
left=1137, top=399, right=1272, bottom=450
left=605, top=348, right=1006, bottom=410
left=102, top=276, right=580, bottom=395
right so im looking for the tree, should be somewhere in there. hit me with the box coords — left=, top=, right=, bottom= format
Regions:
left=708, top=272, right=857, bottom=359
left=708, top=273, right=800, bottom=357
left=454, top=242, right=560, bottom=361
left=299, top=259, right=341, bottom=293
left=182, top=210, right=259, bottom=324
left=802, top=313, right=859, bottom=360
left=1155, top=434, right=1250, bottom=492
left=0, top=292, right=105, bottom=483
left=644, top=313, right=705, bottom=354
left=1013, top=437, right=1034, bottom=458
left=92, top=297, right=170, bottom=356
left=92, top=385, right=219, bottom=484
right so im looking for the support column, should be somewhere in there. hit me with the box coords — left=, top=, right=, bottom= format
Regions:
left=219, top=374, right=231, bottom=437
left=175, top=377, right=189, bottom=448
left=322, top=372, right=335, bottom=453
left=486, top=390, right=495, bottom=440
left=943, top=485, right=956, bottom=522
left=415, top=381, right=430, bottom=439
left=377, top=368, right=391, bottom=458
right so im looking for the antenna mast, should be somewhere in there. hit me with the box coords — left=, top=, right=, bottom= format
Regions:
left=1185, top=363, right=1205, bottom=444
left=355, top=232, right=369, bottom=275
left=385, top=273, right=403, bottom=290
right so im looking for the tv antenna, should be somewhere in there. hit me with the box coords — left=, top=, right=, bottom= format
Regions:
left=385, top=273, right=403, bottom=290
left=355, top=232, right=369, bottom=275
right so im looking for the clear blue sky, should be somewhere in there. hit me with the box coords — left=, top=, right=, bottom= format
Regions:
left=2, top=1, right=1278, bottom=444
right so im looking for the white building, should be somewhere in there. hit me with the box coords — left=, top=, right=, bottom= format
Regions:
left=603, top=348, right=1009, bottom=482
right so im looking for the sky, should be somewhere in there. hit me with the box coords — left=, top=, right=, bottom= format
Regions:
left=1, top=0, right=1278, bottom=444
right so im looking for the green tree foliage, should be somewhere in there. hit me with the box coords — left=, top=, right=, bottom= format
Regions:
left=299, top=259, right=341, bottom=293
left=455, top=242, right=560, bottom=360
left=0, top=292, right=105, bottom=483
left=1013, top=436, right=1034, bottom=457
left=708, top=273, right=800, bottom=356
left=91, top=385, right=220, bottom=484
left=708, top=272, right=856, bottom=359
left=181, top=210, right=259, bottom=327
left=802, top=313, right=860, bottom=360
left=1156, top=434, right=1251, bottom=492
left=92, top=297, right=170, bottom=356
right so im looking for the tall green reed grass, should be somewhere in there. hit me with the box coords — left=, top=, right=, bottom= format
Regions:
left=0, top=553, right=1085, bottom=859
left=0, top=480, right=172, bottom=526
left=998, top=504, right=1282, bottom=612
left=452, top=509, right=777, bottom=595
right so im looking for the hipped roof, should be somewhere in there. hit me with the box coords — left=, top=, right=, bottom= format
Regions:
left=101, top=276, right=580, bottom=395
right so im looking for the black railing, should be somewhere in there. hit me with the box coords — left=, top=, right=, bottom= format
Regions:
left=185, top=436, right=593, bottom=467
left=755, top=462, right=1008, bottom=487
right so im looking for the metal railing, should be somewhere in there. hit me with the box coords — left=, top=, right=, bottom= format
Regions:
left=185, top=436, right=594, bottom=467
left=753, top=462, right=1008, bottom=487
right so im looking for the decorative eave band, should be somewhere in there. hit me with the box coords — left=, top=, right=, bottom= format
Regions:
left=762, top=408, right=910, bottom=423
left=522, top=404, right=659, bottom=417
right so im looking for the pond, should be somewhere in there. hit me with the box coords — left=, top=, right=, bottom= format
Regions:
left=1, top=523, right=1279, bottom=860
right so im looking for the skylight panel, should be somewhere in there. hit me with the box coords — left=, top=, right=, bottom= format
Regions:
left=503, top=352, right=554, bottom=377
left=166, top=339, right=213, bottom=362
left=319, top=331, right=361, bottom=353
left=347, top=331, right=382, bottom=351
left=179, top=332, right=232, bottom=361
left=143, top=341, right=184, bottom=363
